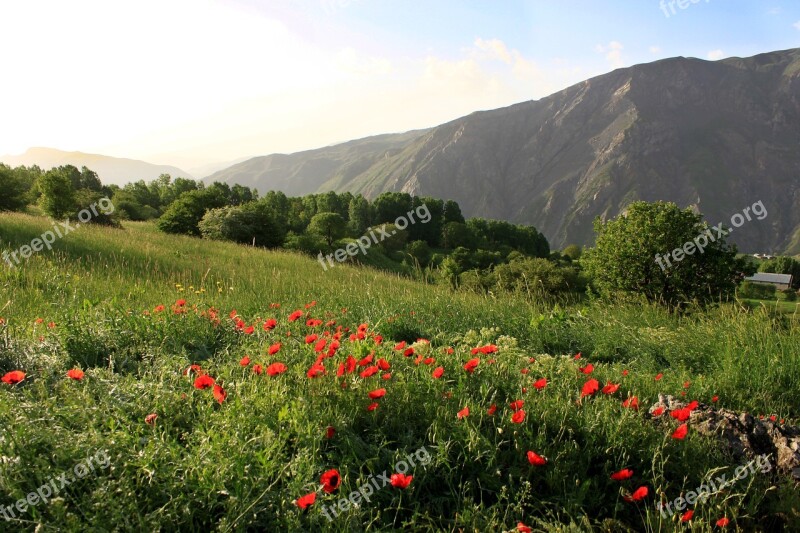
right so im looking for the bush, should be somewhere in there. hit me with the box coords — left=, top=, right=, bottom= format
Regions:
left=738, top=281, right=777, bottom=300
left=199, top=202, right=286, bottom=248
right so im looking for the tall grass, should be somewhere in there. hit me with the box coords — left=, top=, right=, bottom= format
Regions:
left=0, top=213, right=797, bottom=532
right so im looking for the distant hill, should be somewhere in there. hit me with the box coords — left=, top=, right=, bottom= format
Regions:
left=1, top=147, right=194, bottom=186
left=206, top=48, right=800, bottom=254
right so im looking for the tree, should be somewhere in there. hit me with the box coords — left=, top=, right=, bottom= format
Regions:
left=562, top=244, right=582, bottom=261
left=0, top=164, right=30, bottom=211
left=441, top=222, right=475, bottom=249
left=371, top=192, right=412, bottom=225
left=583, top=201, right=752, bottom=309
left=443, top=200, right=465, bottom=224
left=307, top=212, right=346, bottom=247
left=38, top=168, right=76, bottom=219
left=348, top=195, right=371, bottom=235
left=157, top=189, right=227, bottom=235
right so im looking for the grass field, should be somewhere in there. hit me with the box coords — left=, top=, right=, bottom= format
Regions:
left=0, top=212, right=798, bottom=532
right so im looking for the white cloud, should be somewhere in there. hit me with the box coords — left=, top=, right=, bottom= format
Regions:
left=649, top=46, right=662, bottom=55
left=474, top=38, right=513, bottom=64
left=595, top=41, right=625, bottom=69
left=707, top=49, right=725, bottom=60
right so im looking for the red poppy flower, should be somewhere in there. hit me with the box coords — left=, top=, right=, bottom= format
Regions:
left=263, top=319, right=277, bottom=331
left=654, top=373, right=663, bottom=381
left=463, top=358, right=480, bottom=373
left=268, top=343, right=281, bottom=355
left=624, top=486, right=648, bottom=502
left=511, top=409, right=526, bottom=424
left=579, top=363, right=594, bottom=374
left=510, top=400, right=524, bottom=411
left=213, top=384, right=227, bottom=404
left=381, top=373, right=391, bottom=380
left=325, top=426, right=335, bottom=439
left=194, top=375, right=215, bottom=390
left=253, top=364, right=263, bottom=375
left=390, top=473, right=413, bottom=489
left=444, top=347, right=454, bottom=355
left=622, top=369, right=629, bottom=376
left=239, top=356, right=251, bottom=367
left=314, top=339, right=327, bottom=353
left=66, top=369, right=85, bottom=381
left=480, top=344, right=498, bottom=354
left=610, top=468, right=633, bottom=481
left=517, top=523, right=532, bottom=533
left=185, top=364, right=203, bottom=376
left=581, top=378, right=600, bottom=398
left=622, top=396, right=639, bottom=410
left=366, top=402, right=379, bottom=411
left=602, top=382, right=619, bottom=395
left=288, top=310, right=303, bottom=322
left=267, top=362, right=288, bottom=376
left=520, top=368, right=529, bottom=375
left=243, top=326, right=255, bottom=335
left=683, top=380, right=691, bottom=389
left=368, top=388, right=386, bottom=400
left=403, top=347, right=415, bottom=357
left=305, top=334, right=318, bottom=344
left=320, top=469, right=341, bottom=493
left=686, top=400, right=699, bottom=411
left=715, top=517, right=730, bottom=528
left=651, top=406, right=665, bottom=417
left=145, top=413, right=158, bottom=425
left=487, top=404, right=497, bottom=415
left=533, top=378, right=547, bottom=390
left=154, top=305, right=165, bottom=313
left=360, top=366, right=379, bottom=378
left=574, top=352, right=581, bottom=359
left=423, top=357, right=435, bottom=365
left=377, top=358, right=390, bottom=371
left=670, top=407, right=691, bottom=422
left=2, top=370, right=25, bottom=385
left=307, top=363, right=325, bottom=378
left=672, top=423, right=688, bottom=439
left=681, top=510, right=694, bottom=522
left=358, top=354, right=374, bottom=366
left=712, top=395, right=719, bottom=403
left=432, top=366, right=444, bottom=379
left=457, top=406, right=469, bottom=419
left=296, top=492, right=316, bottom=509
left=526, top=451, right=547, bottom=466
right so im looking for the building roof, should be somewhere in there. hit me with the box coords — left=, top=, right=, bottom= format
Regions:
left=745, top=272, right=793, bottom=284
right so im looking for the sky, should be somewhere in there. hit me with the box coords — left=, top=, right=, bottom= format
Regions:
left=1, top=0, right=799, bottom=174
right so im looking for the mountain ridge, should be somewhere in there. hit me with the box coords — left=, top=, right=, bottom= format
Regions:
left=206, top=48, right=800, bottom=254
left=0, top=147, right=194, bottom=186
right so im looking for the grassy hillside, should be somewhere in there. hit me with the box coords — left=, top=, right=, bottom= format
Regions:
left=0, top=213, right=798, bottom=531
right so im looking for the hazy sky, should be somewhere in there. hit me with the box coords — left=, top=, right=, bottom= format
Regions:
left=1, top=0, right=798, bottom=172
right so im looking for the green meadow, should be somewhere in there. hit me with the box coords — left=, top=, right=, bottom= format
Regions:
left=0, top=212, right=798, bottom=532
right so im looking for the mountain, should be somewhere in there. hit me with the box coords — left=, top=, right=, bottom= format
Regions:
left=205, top=130, right=431, bottom=196
left=215, top=49, right=800, bottom=254
left=1, top=147, right=194, bottom=186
